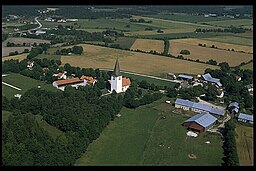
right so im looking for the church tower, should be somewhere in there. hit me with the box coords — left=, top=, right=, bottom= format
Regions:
left=111, top=58, right=122, bottom=93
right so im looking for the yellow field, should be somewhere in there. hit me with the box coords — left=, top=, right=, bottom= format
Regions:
left=61, top=44, right=219, bottom=76
left=168, top=40, right=253, bottom=67
left=130, top=39, right=164, bottom=53
left=235, top=124, right=254, bottom=166
left=172, top=38, right=253, bottom=54
left=2, top=53, right=28, bottom=62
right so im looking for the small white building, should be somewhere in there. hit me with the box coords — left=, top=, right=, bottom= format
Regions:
left=35, top=30, right=46, bottom=35
left=53, top=71, right=67, bottom=80
left=27, top=61, right=34, bottom=70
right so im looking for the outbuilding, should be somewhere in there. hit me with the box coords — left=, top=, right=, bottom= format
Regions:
left=238, top=113, right=253, bottom=124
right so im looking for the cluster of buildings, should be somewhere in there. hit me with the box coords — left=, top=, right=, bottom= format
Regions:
left=44, top=17, right=78, bottom=23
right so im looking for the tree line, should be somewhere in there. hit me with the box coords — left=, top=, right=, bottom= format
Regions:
left=195, top=27, right=246, bottom=34
left=55, top=46, right=83, bottom=55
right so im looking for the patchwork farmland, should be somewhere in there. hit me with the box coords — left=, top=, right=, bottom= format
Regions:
left=168, top=40, right=253, bottom=67
left=130, top=39, right=164, bottom=53
left=61, top=44, right=219, bottom=76
left=2, top=53, right=28, bottom=61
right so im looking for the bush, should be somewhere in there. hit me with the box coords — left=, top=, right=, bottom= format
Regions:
left=180, top=50, right=190, bottom=55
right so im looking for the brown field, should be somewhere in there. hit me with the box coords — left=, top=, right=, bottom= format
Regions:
left=61, top=44, right=219, bottom=76
left=2, top=47, right=32, bottom=57
left=168, top=40, right=253, bottom=67
left=235, top=124, right=254, bottom=166
left=130, top=39, right=164, bottom=53
left=172, top=38, right=253, bottom=53
left=2, top=53, right=28, bottom=61
left=2, top=38, right=50, bottom=47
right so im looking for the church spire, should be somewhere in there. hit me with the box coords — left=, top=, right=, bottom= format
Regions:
left=112, top=58, right=121, bottom=77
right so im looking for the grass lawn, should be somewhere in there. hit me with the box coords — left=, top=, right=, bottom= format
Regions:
left=235, top=124, right=254, bottom=166
left=2, top=73, right=57, bottom=99
left=35, top=115, right=65, bottom=140
left=75, top=97, right=224, bottom=166
left=2, top=110, right=12, bottom=123
left=240, top=62, right=253, bottom=71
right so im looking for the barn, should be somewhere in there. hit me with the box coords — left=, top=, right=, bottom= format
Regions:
left=238, top=113, right=253, bottom=124
left=183, top=113, right=217, bottom=133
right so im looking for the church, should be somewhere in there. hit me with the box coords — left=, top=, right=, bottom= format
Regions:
left=110, top=58, right=131, bottom=93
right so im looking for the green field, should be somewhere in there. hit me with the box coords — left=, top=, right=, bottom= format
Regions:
left=2, top=73, right=57, bottom=99
left=120, top=72, right=176, bottom=88
left=2, top=110, right=12, bottom=123
left=145, top=13, right=238, bottom=23
left=76, top=97, right=224, bottom=166
left=202, top=35, right=253, bottom=46
left=112, top=37, right=137, bottom=49
left=205, top=19, right=253, bottom=27
left=240, top=62, right=253, bottom=71
left=133, top=32, right=220, bottom=39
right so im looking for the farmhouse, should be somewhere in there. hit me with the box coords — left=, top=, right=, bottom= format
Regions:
left=53, top=71, right=67, bottom=80
left=175, top=98, right=225, bottom=117
left=167, top=72, right=176, bottom=79
left=228, top=102, right=239, bottom=113
left=245, top=84, right=253, bottom=93
left=202, top=73, right=222, bottom=87
left=35, top=30, right=46, bottom=35
left=27, top=61, right=34, bottom=70
left=183, top=113, right=217, bottom=133
left=52, top=75, right=96, bottom=91
left=110, top=58, right=131, bottom=93
left=177, top=74, right=193, bottom=81
left=238, top=113, right=253, bottom=124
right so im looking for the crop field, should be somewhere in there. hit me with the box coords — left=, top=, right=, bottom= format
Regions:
left=113, top=37, right=137, bottom=49
left=2, top=47, right=31, bottom=57
left=61, top=44, right=219, bottom=76
left=145, top=13, right=239, bottom=23
left=76, top=97, right=223, bottom=166
left=2, top=37, right=51, bottom=47
left=2, top=73, right=57, bottom=99
left=202, top=35, right=253, bottom=47
left=240, top=62, right=253, bottom=71
left=130, top=39, right=164, bottom=53
left=172, top=38, right=253, bottom=53
left=205, top=19, right=253, bottom=27
left=168, top=40, right=252, bottom=67
left=2, top=53, right=28, bottom=61
left=235, top=124, right=254, bottom=166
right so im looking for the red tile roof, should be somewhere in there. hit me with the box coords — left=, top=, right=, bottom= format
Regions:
left=80, top=75, right=95, bottom=85
left=55, top=77, right=83, bottom=86
left=122, top=77, right=131, bottom=87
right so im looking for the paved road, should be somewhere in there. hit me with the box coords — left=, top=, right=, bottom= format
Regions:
left=99, top=68, right=182, bottom=84
left=2, top=82, right=22, bottom=91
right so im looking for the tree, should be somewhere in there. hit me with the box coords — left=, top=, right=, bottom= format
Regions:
left=72, top=46, right=83, bottom=55
left=219, top=62, right=230, bottom=72
left=244, top=95, right=252, bottom=108
left=180, top=50, right=190, bottom=55
left=166, top=88, right=177, bottom=98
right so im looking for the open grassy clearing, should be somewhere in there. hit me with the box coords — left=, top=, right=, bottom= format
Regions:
left=240, top=62, right=253, bottom=71
left=205, top=19, right=253, bottom=27
left=2, top=73, right=57, bottom=99
left=2, top=47, right=31, bottom=57
left=202, top=35, right=253, bottom=47
left=2, top=22, right=26, bottom=27
left=35, top=115, right=65, bottom=140
left=130, top=39, right=164, bottom=53
left=61, top=44, right=219, bottom=76
left=76, top=97, right=223, bottom=166
left=2, top=110, right=12, bottom=123
left=235, top=124, right=254, bottom=166
left=2, top=53, right=28, bottom=61
left=168, top=40, right=252, bottom=67
left=172, top=38, right=252, bottom=53
left=145, top=13, right=240, bottom=23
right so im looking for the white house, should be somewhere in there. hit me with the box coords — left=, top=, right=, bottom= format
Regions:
left=52, top=75, right=96, bottom=91
left=110, top=58, right=131, bottom=93
left=53, top=71, right=67, bottom=80
left=27, top=61, right=34, bottom=70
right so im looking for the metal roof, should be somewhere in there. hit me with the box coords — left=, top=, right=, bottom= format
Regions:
left=238, top=113, right=253, bottom=122
left=202, top=73, right=222, bottom=87
left=184, top=113, right=217, bottom=128
left=178, top=74, right=193, bottom=79
left=175, top=98, right=225, bottom=116
left=232, top=108, right=239, bottom=113
left=228, top=102, right=239, bottom=109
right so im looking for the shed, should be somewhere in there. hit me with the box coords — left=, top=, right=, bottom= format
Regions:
left=178, top=74, right=193, bottom=80
left=238, top=113, right=253, bottom=124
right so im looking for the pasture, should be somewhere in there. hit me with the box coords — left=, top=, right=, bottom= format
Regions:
left=130, top=39, right=164, bottom=53
left=202, top=35, right=253, bottom=47
left=76, top=97, right=223, bottom=166
left=235, top=124, right=254, bottom=166
left=2, top=47, right=31, bottom=57
left=2, top=53, right=28, bottom=61
left=61, top=44, right=219, bottom=76
left=168, top=40, right=252, bottom=67
left=205, top=19, right=253, bottom=28
left=172, top=38, right=253, bottom=53
left=240, top=62, right=253, bottom=71
left=2, top=73, right=57, bottom=99
left=113, top=37, right=137, bottom=49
